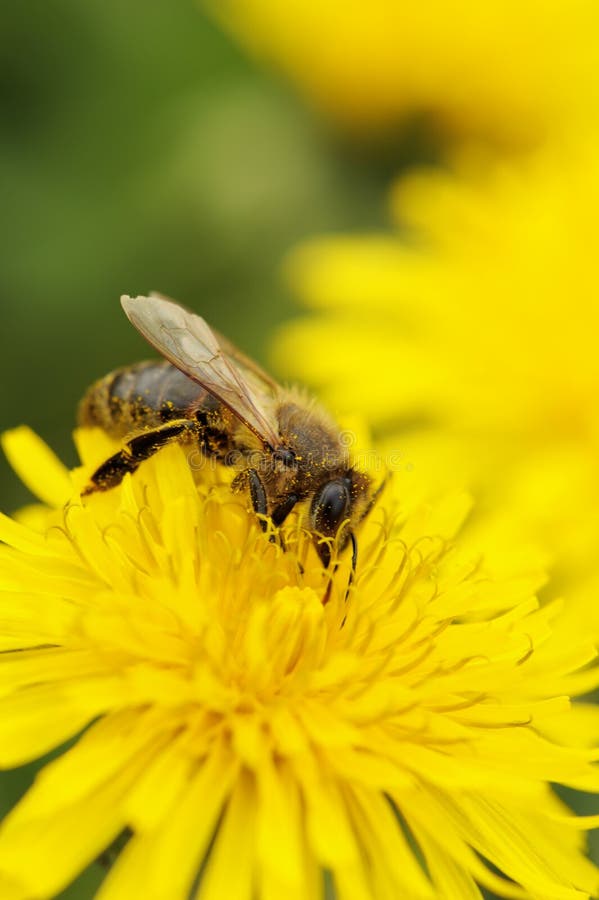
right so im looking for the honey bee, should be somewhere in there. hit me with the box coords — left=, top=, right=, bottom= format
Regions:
left=79, top=294, right=381, bottom=567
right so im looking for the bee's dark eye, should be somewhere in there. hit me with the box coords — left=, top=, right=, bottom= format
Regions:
left=311, top=479, right=351, bottom=536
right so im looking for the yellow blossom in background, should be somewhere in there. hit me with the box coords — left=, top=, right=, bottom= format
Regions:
left=210, top=0, right=599, bottom=150
left=273, top=137, right=599, bottom=613
left=1, top=427, right=599, bottom=898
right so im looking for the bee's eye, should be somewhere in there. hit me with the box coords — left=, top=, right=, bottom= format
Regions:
left=311, top=480, right=351, bottom=536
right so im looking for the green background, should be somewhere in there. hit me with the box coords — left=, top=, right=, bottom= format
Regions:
left=1, top=2, right=597, bottom=897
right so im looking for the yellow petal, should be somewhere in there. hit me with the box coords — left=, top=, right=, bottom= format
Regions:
left=256, top=758, right=305, bottom=887
left=2, top=426, right=72, bottom=508
left=99, top=744, right=238, bottom=900
left=197, top=770, right=255, bottom=900
left=0, top=761, right=135, bottom=898
left=0, top=685, right=98, bottom=768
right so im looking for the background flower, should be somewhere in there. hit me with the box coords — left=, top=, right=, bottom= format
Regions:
left=273, top=136, right=599, bottom=621
left=210, top=0, right=599, bottom=150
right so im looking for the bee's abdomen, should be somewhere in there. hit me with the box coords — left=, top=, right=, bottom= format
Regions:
left=78, top=361, right=209, bottom=437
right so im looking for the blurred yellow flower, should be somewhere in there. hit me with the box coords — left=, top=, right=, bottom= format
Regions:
left=1, top=427, right=599, bottom=899
left=210, top=0, right=599, bottom=150
left=274, top=139, right=599, bottom=606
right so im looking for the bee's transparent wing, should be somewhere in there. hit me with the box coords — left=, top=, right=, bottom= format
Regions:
left=212, top=327, right=279, bottom=394
left=121, top=294, right=280, bottom=447
left=149, top=291, right=280, bottom=395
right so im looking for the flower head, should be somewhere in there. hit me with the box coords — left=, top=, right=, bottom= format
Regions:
left=210, top=0, right=599, bottom=150
left=0, top=427, right=598, bottom=898
left=274, top=138, right=599, bottom=615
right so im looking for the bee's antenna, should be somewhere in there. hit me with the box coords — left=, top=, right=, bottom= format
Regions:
left=349, top=530, right=358, bottom=574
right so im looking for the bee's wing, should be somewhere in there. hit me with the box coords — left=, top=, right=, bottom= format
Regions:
left=212, top=328, right=279, bottom=393
left=121, top=294, right=280, bottom=448
left=149, top=291, right=279, bottom=395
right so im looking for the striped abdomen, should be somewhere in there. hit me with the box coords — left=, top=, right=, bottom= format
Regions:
left=78, top=360, right=218, bottom=438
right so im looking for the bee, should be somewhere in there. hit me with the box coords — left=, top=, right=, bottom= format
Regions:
left=79, top=294, right=381, bottom=567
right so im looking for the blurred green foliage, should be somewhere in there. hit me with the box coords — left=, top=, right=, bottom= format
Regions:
left=0, top=3, right=396, bottom=895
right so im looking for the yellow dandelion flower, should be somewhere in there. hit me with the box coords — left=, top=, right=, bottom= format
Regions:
left=1, top=426, right=599, bottom=899
left=209, top=0, right=599, bottom=150
left=273, top=138, right=599, bottom=612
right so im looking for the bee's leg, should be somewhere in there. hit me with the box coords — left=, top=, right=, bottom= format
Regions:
left=83, top=450, right=139, bottom=493
left=271, top=494, right=299, bottom=527
left=316, top=541, right=332, bottom=569
left=246, top=468, right=268, bottom=531
left=343, top=530, right=358, bottom=605
left=84, top=420, right=196, bottom=493
left=271, top=493, right=301, bottom=555
left=349, top=530, right=358, bottom=574
left=246, top=472, right=300, bottom=550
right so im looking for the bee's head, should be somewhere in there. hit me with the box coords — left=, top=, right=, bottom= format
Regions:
left=310, top=468, right=377, bottom=568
